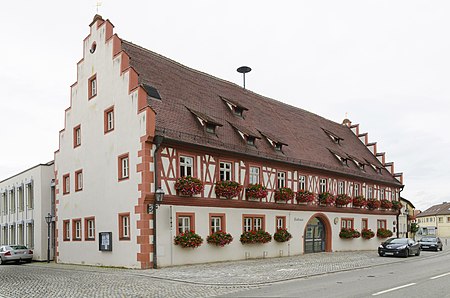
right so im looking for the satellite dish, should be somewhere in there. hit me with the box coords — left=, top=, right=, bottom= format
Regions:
left=237, top=66, right=252, bottom=89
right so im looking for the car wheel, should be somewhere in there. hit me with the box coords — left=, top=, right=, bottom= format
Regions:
left=415, top=249, right=420, bottom=256
left=440, top=247, right=443, bottom=251
left=378, top=253, right=385, bottom=257
left=403, top=249, right=409, bottom=258
left=0, top=257, right=3, bottom=265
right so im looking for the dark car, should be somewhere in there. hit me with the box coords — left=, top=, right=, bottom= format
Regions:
left=419, top=237, right=443, bottom=251
left=378, top=238, right=420, bottom=258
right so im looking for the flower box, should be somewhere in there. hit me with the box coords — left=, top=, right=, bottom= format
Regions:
left=273, top=228, right=292, bottom=243
left=274, top=187, right=294, bottom=203
left=206, top=231, right=233, bottom=247
left=339, top=228, right=361, bottom=239
left=214, top=180, right=243, bottom=199
left=335, top=194, right=352, bottom=207
left=377, top=228, right=393, bottom=238
left=361, top=228, right=375, bottom=239
left=174, top=176, right=204, bottom=197
left=245, top=184, right=268, bottom=201
left=391, top=200, right=403, bottom=211
left=296, top=190, right=316, bottom=204
left=240, top=230, right=272, bottom=244
left=367, top=199, right=381, bottom=210
left=318, top=192, right=335, bottom=206
left=380, top=199, right=393, bottom=210
left=352, top=196, right=367, bottom=208
left=174, top=231, right=203, bottom=248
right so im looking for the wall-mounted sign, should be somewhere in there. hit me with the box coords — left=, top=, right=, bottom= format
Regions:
left=99, top=232, right=112, bottom=251
left=294, top=217, right=304, bottom=222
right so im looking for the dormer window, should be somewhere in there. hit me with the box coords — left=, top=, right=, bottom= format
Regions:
left=247, top=136, right=255, bottom=146
left=348, top=155, right=366, bottom=171
left=259, top=130, right=287, bottom=152
left=220, top=96, right=248, bottom=118
left=323, top=128, right=343, bottom=144
left=205, top=123, right=216, bottom=134
left=142, top=83, right=162, bottom=100
left=274, top=143, right=282, bottom=151
left=329, top=149, right=348, bottom=166
left=229, top=122, right=260, bottom=147
left=187, top=107, right=222, bottom=134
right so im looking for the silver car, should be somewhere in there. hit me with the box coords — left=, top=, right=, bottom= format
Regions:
left=0, top=245, right=33, bottom=265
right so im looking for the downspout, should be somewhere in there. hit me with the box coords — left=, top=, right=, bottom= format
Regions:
left=152, top=135, right=164, bottom=269
left=397, top=186, right=404, bottom=238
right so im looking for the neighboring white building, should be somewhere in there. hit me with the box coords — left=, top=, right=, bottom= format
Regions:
left=54, top=15, right=404, bottom=269
left=0, top=161, right=55, bottom=261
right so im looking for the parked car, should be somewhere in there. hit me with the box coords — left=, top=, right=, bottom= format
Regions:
left=0, top=245, right=33, bottom=265
left=378, top=238, right=420, bottom=258
left=419, top=237, right=443, bottom=251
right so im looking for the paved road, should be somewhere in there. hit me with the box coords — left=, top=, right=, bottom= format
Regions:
left=222, top=250, right=450, bottom=297
left=0, top=250, right=447, bottom=297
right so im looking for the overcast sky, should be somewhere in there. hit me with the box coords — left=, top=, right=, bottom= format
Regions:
left=1, top=1, right=449, bottom=211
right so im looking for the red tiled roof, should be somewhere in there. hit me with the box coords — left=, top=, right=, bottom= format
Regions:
left=417, top=202, right=450, bottom=217
left=121, top=40, right=402, bottom=186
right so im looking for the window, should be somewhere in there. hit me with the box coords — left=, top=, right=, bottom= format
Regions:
left=118, top=154, right=129, bottom=180
left=246, top=136, right=256, bottom=146
left=18, top=187, right=24, bottom=212
left=362, top=218, right=368, bottom=230
left=209, top=213, right=225, bottom=234
left=2, top=226, right=7, bottom=245
left=380, top=189, right=385, bottom=200
left=377, top=220, right=387, bottom=229
left=179, top=156, right=193, bottom=177
left=277, top=172, right=286, bottom=188
left=63, top=220, right=70, bottom=241
left=63, top=174, right=70, bottom=195
left=354, top=183, right=360, bottom=197
left=341, top=218, right=354, bottom=229
left=319, top=178, right=327, bottom=193
left=205, top=123, right=216, bottom=134
left=367, top=187, right=373, bottom=199
left=243, top=215, right=265, bottom=232
left=9, top=225, right=16, bottom=245
left=276, top=216, right=286, bottom=230
left=73, top=125, right=81, bottom=148
left=447, top=217, right=450, bottom=223
left=26, top=183, right=33, bottom=209
left=26, top=223, right=34, bottom=248
left=119, top=213, right=130, bottom=240
left=88, top=74, right=97, bottom=99
left=219, top=162, right=232, bottom=181
left=72, top=219, right=82, bottom=241
left=17, top=224, right=24, bottom=245
left=85, top=217, right=95, bottom=240
left=75, top=170, right=83, bottom=191
left=338, top=181, right=344, bottom=195
left=299, top=175, right=306, bottom=191
left=249, top=167, right=260, bottom=184
left=104, top=106, right=114, bottom=133
left=9, top=189, right=15, bottom=213
left=1, top=192, right=6, bottom=215
left=176, top=213, right=195, bottom=235
left=439, top=217, right=444, bottom=223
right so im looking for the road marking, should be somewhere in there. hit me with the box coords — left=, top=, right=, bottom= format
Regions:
left=430, top=272, right=450, bottom=280
left=372, top=283, right=416, bottom=296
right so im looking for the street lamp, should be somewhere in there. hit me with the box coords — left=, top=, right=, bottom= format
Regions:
left=44, top=213, right=53, bottom=263
left=148, top=187, right=164, bottom=213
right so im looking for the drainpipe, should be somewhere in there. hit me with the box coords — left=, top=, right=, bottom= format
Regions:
left=397, top=186, right=404, bottom=238
left=152, top=135, right=164, bottom=269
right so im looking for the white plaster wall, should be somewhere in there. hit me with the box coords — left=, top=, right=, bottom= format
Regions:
left=0, top=163, right=54, bottom=261
left=156, top=204, right=396, bottom=267
left=55, top=22, right=145, bottom=268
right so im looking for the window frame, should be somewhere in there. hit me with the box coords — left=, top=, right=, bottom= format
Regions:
left=72, top=219, right=82, bottom=241
left=118, top=212, right=131, bottom=241
left=377, top=219, right=387, bottom=229
left=242, top=214, right=266, bottom=232
left=75, top=169, right=83, bottom=192
left=341, top=218, right=354, bottom=229
left=88, top=74, right=97, bottom=99
left=73, top=125, right=81, bottom=148
left=354, top=183, right=360, bottom=197
left=249, top=166, right=261, bottom=185
left=118, top=153, right=130, bottom=181
left=276, top=216, right=286, bottom=230
left=362, top=218, right=368, bottom=230
left=319, top=178, right=327, bottom=193
left=338, top=181, right=344, bottom=195
left=179, top=155, right=194, bottom=178
left=63, top=220, right=70, bottom=241
left=209, top=213, right=226, bottom=235
left=104, top=106, right=114, bottom=134
left=176, top=212, right=195, bottom=235
left=84, top=217, right=95, bottom=241
left=299, top=175, right=306, bottom=191
left=63, top=174, right=70, bottom=195
left=277, top=171, right=286, bottom=189
left=219, top=161, right=232, bottom=181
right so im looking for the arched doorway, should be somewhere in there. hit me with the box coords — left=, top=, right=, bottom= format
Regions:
left=304, top=213, right=332, bottom=253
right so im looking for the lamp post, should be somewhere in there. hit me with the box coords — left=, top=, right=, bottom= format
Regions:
left=148, top=187, right=164, bottom=269
left=44, top=213, right=53, bottom=263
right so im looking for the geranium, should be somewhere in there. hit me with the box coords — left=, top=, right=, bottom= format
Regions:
left=215, top=181, right=243, bottom=199
left=367, top=198, right=381, bottom=210
left=206, top=231, right=233, bottom=247
left=391, top=200, right=403, bottom=211
left=273, top=228, right=292, bottom=242
left=240, top=230, right=272, bottom=244
left=174, top=176, right=204, bottom=196
left=377, top=228, right=393, bottom=238
left=335, top=194, right=352, bottom=207
left=174, top=231, right=203, bottom=248
left=296, top=190, right=316, bottom=204
left=318, top=192, right=335, bottom=206
left=361, top=228, right=375, bottom=239
left=339, top=228, right=361, bottom=239
left=274, top=187, right=294, bottom=202
left=380, top=199, right=393, bottom=209
left=352, top=196, right=367, bottom=208
left=245, top=184, right=268, bottom=200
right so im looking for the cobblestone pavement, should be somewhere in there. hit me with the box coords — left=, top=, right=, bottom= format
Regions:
left=0, top=250, right=444, bottom=297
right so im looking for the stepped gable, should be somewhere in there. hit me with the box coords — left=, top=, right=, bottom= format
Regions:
left=121, top=40, right=401, bottom=186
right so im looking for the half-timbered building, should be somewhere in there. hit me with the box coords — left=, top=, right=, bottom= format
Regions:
left=54, top=15, right=404, bottom=269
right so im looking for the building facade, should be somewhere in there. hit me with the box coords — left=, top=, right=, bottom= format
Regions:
left=398, top=197, right=415, bottom=238
left=54, top=15, right=404, bottom=269
left=0, top=162, right=55, bottom=261
left=417, top=202, right=450, bottom=238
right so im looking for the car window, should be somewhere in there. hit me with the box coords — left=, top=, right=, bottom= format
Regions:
left=11, top=245, right=28, bottom=250
left=386, top=238, right=408, bottom=244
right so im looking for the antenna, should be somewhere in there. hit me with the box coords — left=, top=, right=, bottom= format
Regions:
left=237, top=66, right=251, bottom=89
